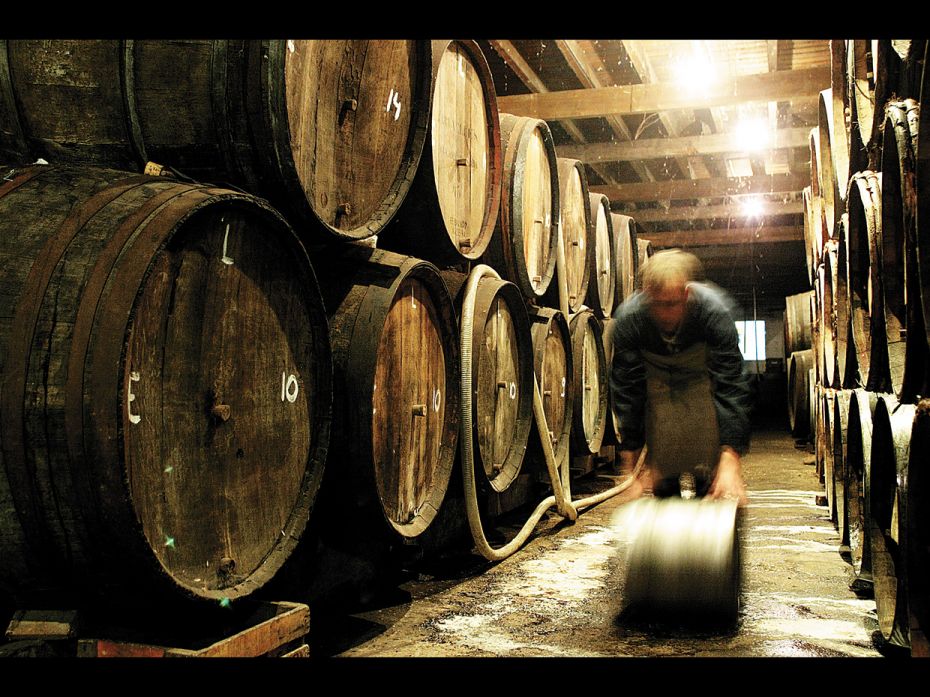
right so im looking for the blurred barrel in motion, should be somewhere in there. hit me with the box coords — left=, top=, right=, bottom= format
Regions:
left=620, top=497, right=741, bottom=626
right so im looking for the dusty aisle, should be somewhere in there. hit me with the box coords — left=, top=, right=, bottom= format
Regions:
left=321, top=429, right=884, bottom=658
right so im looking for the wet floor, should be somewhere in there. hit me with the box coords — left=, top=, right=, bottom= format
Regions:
left=314, top=430, right=889, bottom=658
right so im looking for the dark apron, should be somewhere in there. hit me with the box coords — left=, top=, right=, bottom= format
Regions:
left=642, top=342, right=720, bottom=495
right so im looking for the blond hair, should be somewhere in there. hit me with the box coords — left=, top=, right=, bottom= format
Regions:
left=640, top=249, right=704, bottom=295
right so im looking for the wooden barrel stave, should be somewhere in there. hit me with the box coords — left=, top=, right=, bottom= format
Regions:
left=787, top=350, right=813, bottom=439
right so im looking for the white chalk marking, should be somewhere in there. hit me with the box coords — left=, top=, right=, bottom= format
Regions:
left=221, top=223, right=234, bottom=265
left=560, top=376, right=566, bottom=398
left=287, top=40, right=295, bottom=53
left=509, top=382, right=516, bottom=400
left=433, top=388, right=441, bottom=412
left=281, top=372, right=299, bottom=403
left=127, top=371, right=141, bottom=424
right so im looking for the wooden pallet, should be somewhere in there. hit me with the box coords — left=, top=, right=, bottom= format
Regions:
left=4, top=601, right=309, bottom=658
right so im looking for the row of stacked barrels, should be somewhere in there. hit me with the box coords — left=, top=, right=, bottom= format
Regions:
left=0, top=39, right=654, bottom=614
left=794, top=39, right=929, bottom=655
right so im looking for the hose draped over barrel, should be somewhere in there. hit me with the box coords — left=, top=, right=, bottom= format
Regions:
left=458, top=263, right=640, bottom=562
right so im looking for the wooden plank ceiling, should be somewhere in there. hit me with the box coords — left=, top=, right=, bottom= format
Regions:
left=478, top=39, right=830, bottom=314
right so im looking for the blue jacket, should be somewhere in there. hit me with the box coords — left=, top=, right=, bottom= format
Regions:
left=608, top=282, right=751, bottom=454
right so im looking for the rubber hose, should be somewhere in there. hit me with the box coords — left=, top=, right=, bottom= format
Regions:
left=459, top=264, right=641, bottom=561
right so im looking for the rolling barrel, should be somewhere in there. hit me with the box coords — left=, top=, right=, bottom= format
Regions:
left=0, top=39, right=432, bottom=241
left=381, top=40, right=502, bottom=266
left=568, top=309, right=608, bottom=456
left=482, top=113, right=559, bottom=300
left=440, top=270, right=534, bottom=493
left=586, top=193, right=616, bottom=319
left=545, top=158, right=592, bottom=313
left=601, top=317, right=622, bottom=447
left=528, top=307, right=573, bottom=468
left=621, top=497, right=741, bottom=625
left=0, top=164, right=332, bottom=605
left=315, top=246, right=460, bottom=538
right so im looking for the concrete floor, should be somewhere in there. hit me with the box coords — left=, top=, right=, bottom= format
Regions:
left=313, top=429, right=889, bottom=658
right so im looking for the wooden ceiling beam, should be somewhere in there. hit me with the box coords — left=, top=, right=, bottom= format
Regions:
left=488, top=40, right=622, bottom=186
left=621, top=40, right=713, bottom=181
left=555, top=39, right=656, bottom=183
left=645, top=225, right=803, bottom=247
left=591, top=172, right=809, bottom=203
left=631, top=199, right=803, bottom=224
left=558, top=126, right=810, bottom=163
left=496, top=67, right=829, bottom=121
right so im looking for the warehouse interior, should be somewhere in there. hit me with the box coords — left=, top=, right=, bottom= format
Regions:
left=0, top=39, right=927, bottom=661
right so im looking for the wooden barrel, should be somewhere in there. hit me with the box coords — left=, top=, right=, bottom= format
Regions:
left=831, top=389, right=853, bottom=545
left=528, top=307, right=573, bottom=468
left=611, top=213, right=638, bottom=307
left=848, top=40, right=899, bottom=157
left=0, top=164, right=332, bottom=606
left=868, top=395, right=913, bottom=649
left=787, top=350, right=813, bottom=439
left=544, top=158, right=592, bottom=313
left=0, top=39, right=433, bottom=242
left=880, top=99, right=929, bottom=401
left=906, top=398, right=930, bottom=653
left=845, top=389, right=880, bottom=592
left=314, top=246, right=460, bottom=539
left=381, top=40, right=502, bottom=266
left=482, top=113, right=558, bottom=300
left=784, top=291, right=814, bottom=359
left=586, top=193, right=616, bottom=319
left=568, top=310, right=608, bottom=456
left=846, top=171, right=885, bottom=391
left=621, top=497, right=741, bottom=626
left=821, top=240, right=840, bottom=388
left=834, top=214, right=859, bottom=387
left=440, top=270, right=534, bottom=493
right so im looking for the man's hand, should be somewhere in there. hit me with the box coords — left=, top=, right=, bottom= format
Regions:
left=709, top=446, right=747, bottom=505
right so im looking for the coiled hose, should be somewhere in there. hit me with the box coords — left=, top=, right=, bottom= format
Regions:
left=459, top=262, right=643, bottom=562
